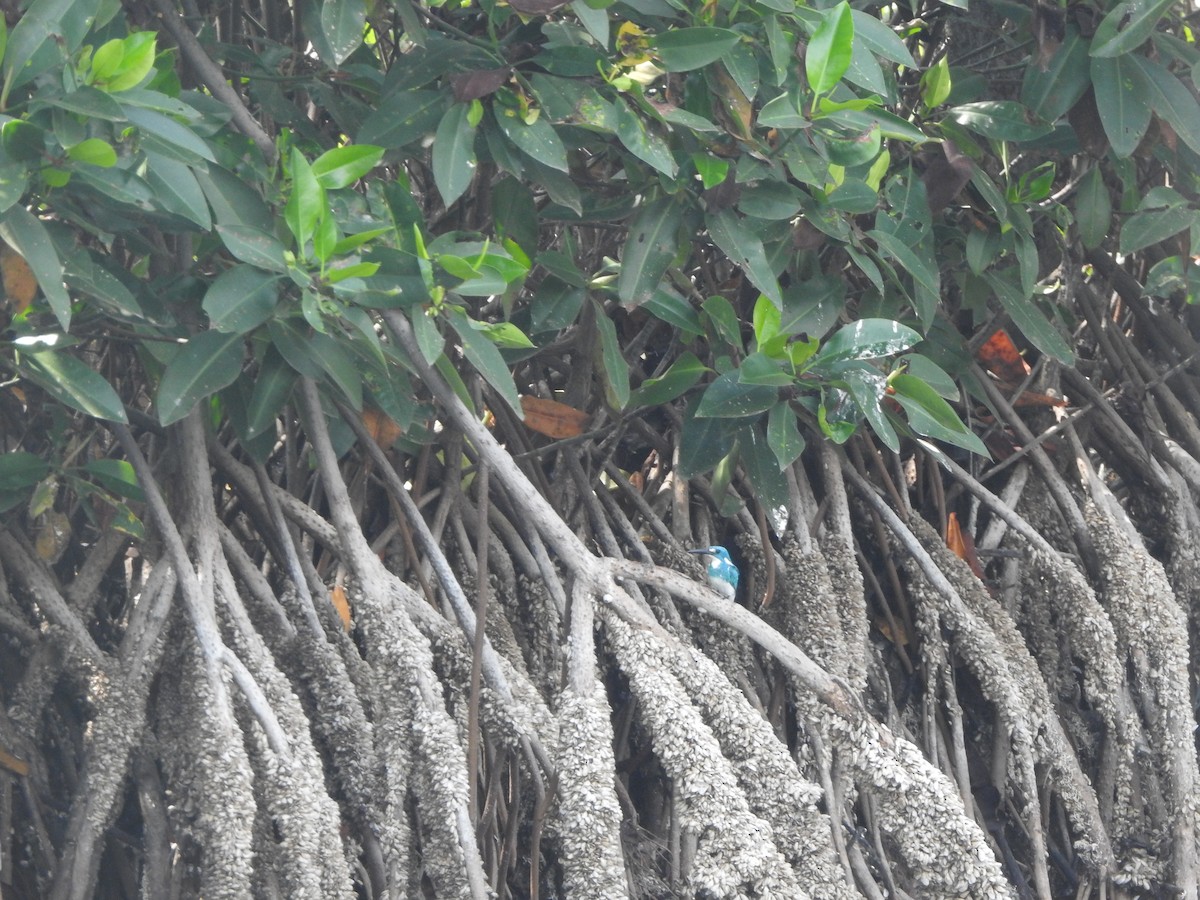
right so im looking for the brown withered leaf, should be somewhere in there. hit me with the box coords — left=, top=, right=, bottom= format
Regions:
left=451, top=67, right=511, bottom=103
left=520, top=395, right=589, bottom=439
left=1, top=241, right=37, bottom=315
left=360, top=406, right=403, bottom=450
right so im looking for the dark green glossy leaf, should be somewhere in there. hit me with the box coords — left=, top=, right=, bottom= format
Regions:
left=739, top=421, right=790, bottom=519
left=1120, top=204, right=1199, bottom=254
left=123, top=105, right=215, bottom=163
left=1091, top=54, right=1152, bottom=158
left=0, top=452, right=49, bottom=491
left=766, top=401, right=805, bottom=469
left=613, top=100, right=677, bottom=176
left=629, top=351, right=707, bottom=407
left=594, top=299, right=630, bottom=410
left=707, top=210, right=782, bottom=308
left=653, top=27, right=741, bottom=72
left=432, top=104, right=478, bottom=207
left=217, top=225, right=288, bottom=273
left=20, top=349, right=127, bottom=422
left=695, top=370, right=777, bottom=418
left=1074, top=166, right=1111, bottom=251
left=203, top=265, right=281, bottom=332
left=813, top=318, right=920, bottom=366
left=1091, top=0, right=1175, bottom=58
left=311, top=331, right=362, bottom=409
left=156, top=331, right=245, bottom=425
left=1134, top=55, right=1200, bottom=157
left=494, top=107, right=568, bottom=173
left=245, top=345, right=295, bottom=438
left=617, top=195, right=684, bottom=308
left=144, top=154, right=211, bottom=229
left=986, top=269, right=1074, bottom=364
left=285, top=148, right=325, bottom=255
left=867, top=229, right=939, bottom=326
left=1021, top=27, right=1089, bottom=122
left=947, top=101, right=1052, bottom=142
left=358, top=90, right=446, bottom=148
left=446, top=307, right=522, bottom=415
left=677, top=405, right=738, bottom=477
left=320, top=0, right=365, bottom=65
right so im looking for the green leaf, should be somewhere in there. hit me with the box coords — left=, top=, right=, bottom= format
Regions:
left=1021, top=27, right=1089, bottom=121
left=986, top=270, right=1075, bottom=364
left=617, top=195, right=684, bottom=308
left=3, top=0, right=96, bottom=97
left=629, top=351, right=707, bottom=407
left=653, top=27, right=742, bottom=72
left=20, top=349, right=127, bottom=422
left=1120, top=205, right=1199, bottom=254
left=613, top=100, right=677, bottom=177
left=921, top=55, right=952, bottom=109
left=358, top=91, right=445, bottom=148
left=83, top=458, right=144, bottom=502
left=122, top=106, right=215, bottom=163
left=494, top=107, right=568, bottom=173
left=103, top=32, right=156, bottom=93
left=813, top=318, right=920, bottom=365
left=1090, top=54, right=1152, bottom=158
left=311, top=144, right=384, bottom=189
left=203, top=265, right=281, bottom=332
left=432, top=104, right=478, bottom=207
left=594, top=299, right=630, bottom=410
left=867, top=229, right=940, bottom=326
left=310, top=331, right=362, bottom=409
left=1074, top=166, right=1111, bottom=251
left=806, top=1, right=854, bottom=95
left=695, top=370, right=777, bottom=418
left=1134, top=55, right=1200, bottom=157
left=707, top=210, right=782, bottom=308
left=0, top=206, right=71, bottom=331
left=947, top=101, right=1051, bottom=142
left=740, top=421, right=790, bottom=519
left=144, top=153, right=211, bottom=230
left=890, top=373, right=987, bottom=456
left=0, top=452, right=49, bottom=492
left=246, top=346, right=295, bottom=438
left=844, top=365, right=899, bottom=452
left=67, top=138, right=117, bottom=167
left=1090, top=0, right=1175, bottom=58
left=285, top=148, right=325, bottom=256
left=217, top=225, right=288, bottom=272
left=156, top=331, right=246, bottom=426
left=446, top=307, right=522, bottom=415
left=320, top=0, right=366, bottom=66
left=766, top=401, right=806, bottom=469
left=677, top=406, right=738, bottom=477
left=701, top=295, right=744, bottom=351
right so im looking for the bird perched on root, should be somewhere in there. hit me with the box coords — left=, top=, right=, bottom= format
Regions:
left=688, top=546, right=739, bottom=600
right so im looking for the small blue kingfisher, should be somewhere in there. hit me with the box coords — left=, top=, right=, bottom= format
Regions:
left=689, top=546, right=739, bottom=600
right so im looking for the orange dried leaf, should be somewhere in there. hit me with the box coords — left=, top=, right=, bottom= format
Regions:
left=874, top=616, right=910, bottom=647
left=977, top=329, right=1030, bottom=384
left=946, top=512, right=986, bottom=581
left=520, top=395, right=589, bottom=439
left=330, top=584, right=352, bottom=631
left=361, top=407, right=402, bottom=450
left=1, top=242, right=38, bottom=314
left=1012, top=390, right=1067, bottom=408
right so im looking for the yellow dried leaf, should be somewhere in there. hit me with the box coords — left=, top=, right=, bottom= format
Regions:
left=520, top=395, right=589, bottom=439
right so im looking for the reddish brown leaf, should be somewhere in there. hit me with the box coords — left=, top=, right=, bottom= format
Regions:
left=976, top=328, right=1030, bottom=384
left=520, top=395, right=589, bottom=439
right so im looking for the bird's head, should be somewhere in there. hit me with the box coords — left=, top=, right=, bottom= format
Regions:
left=688, top=545, right=732, bottom=565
